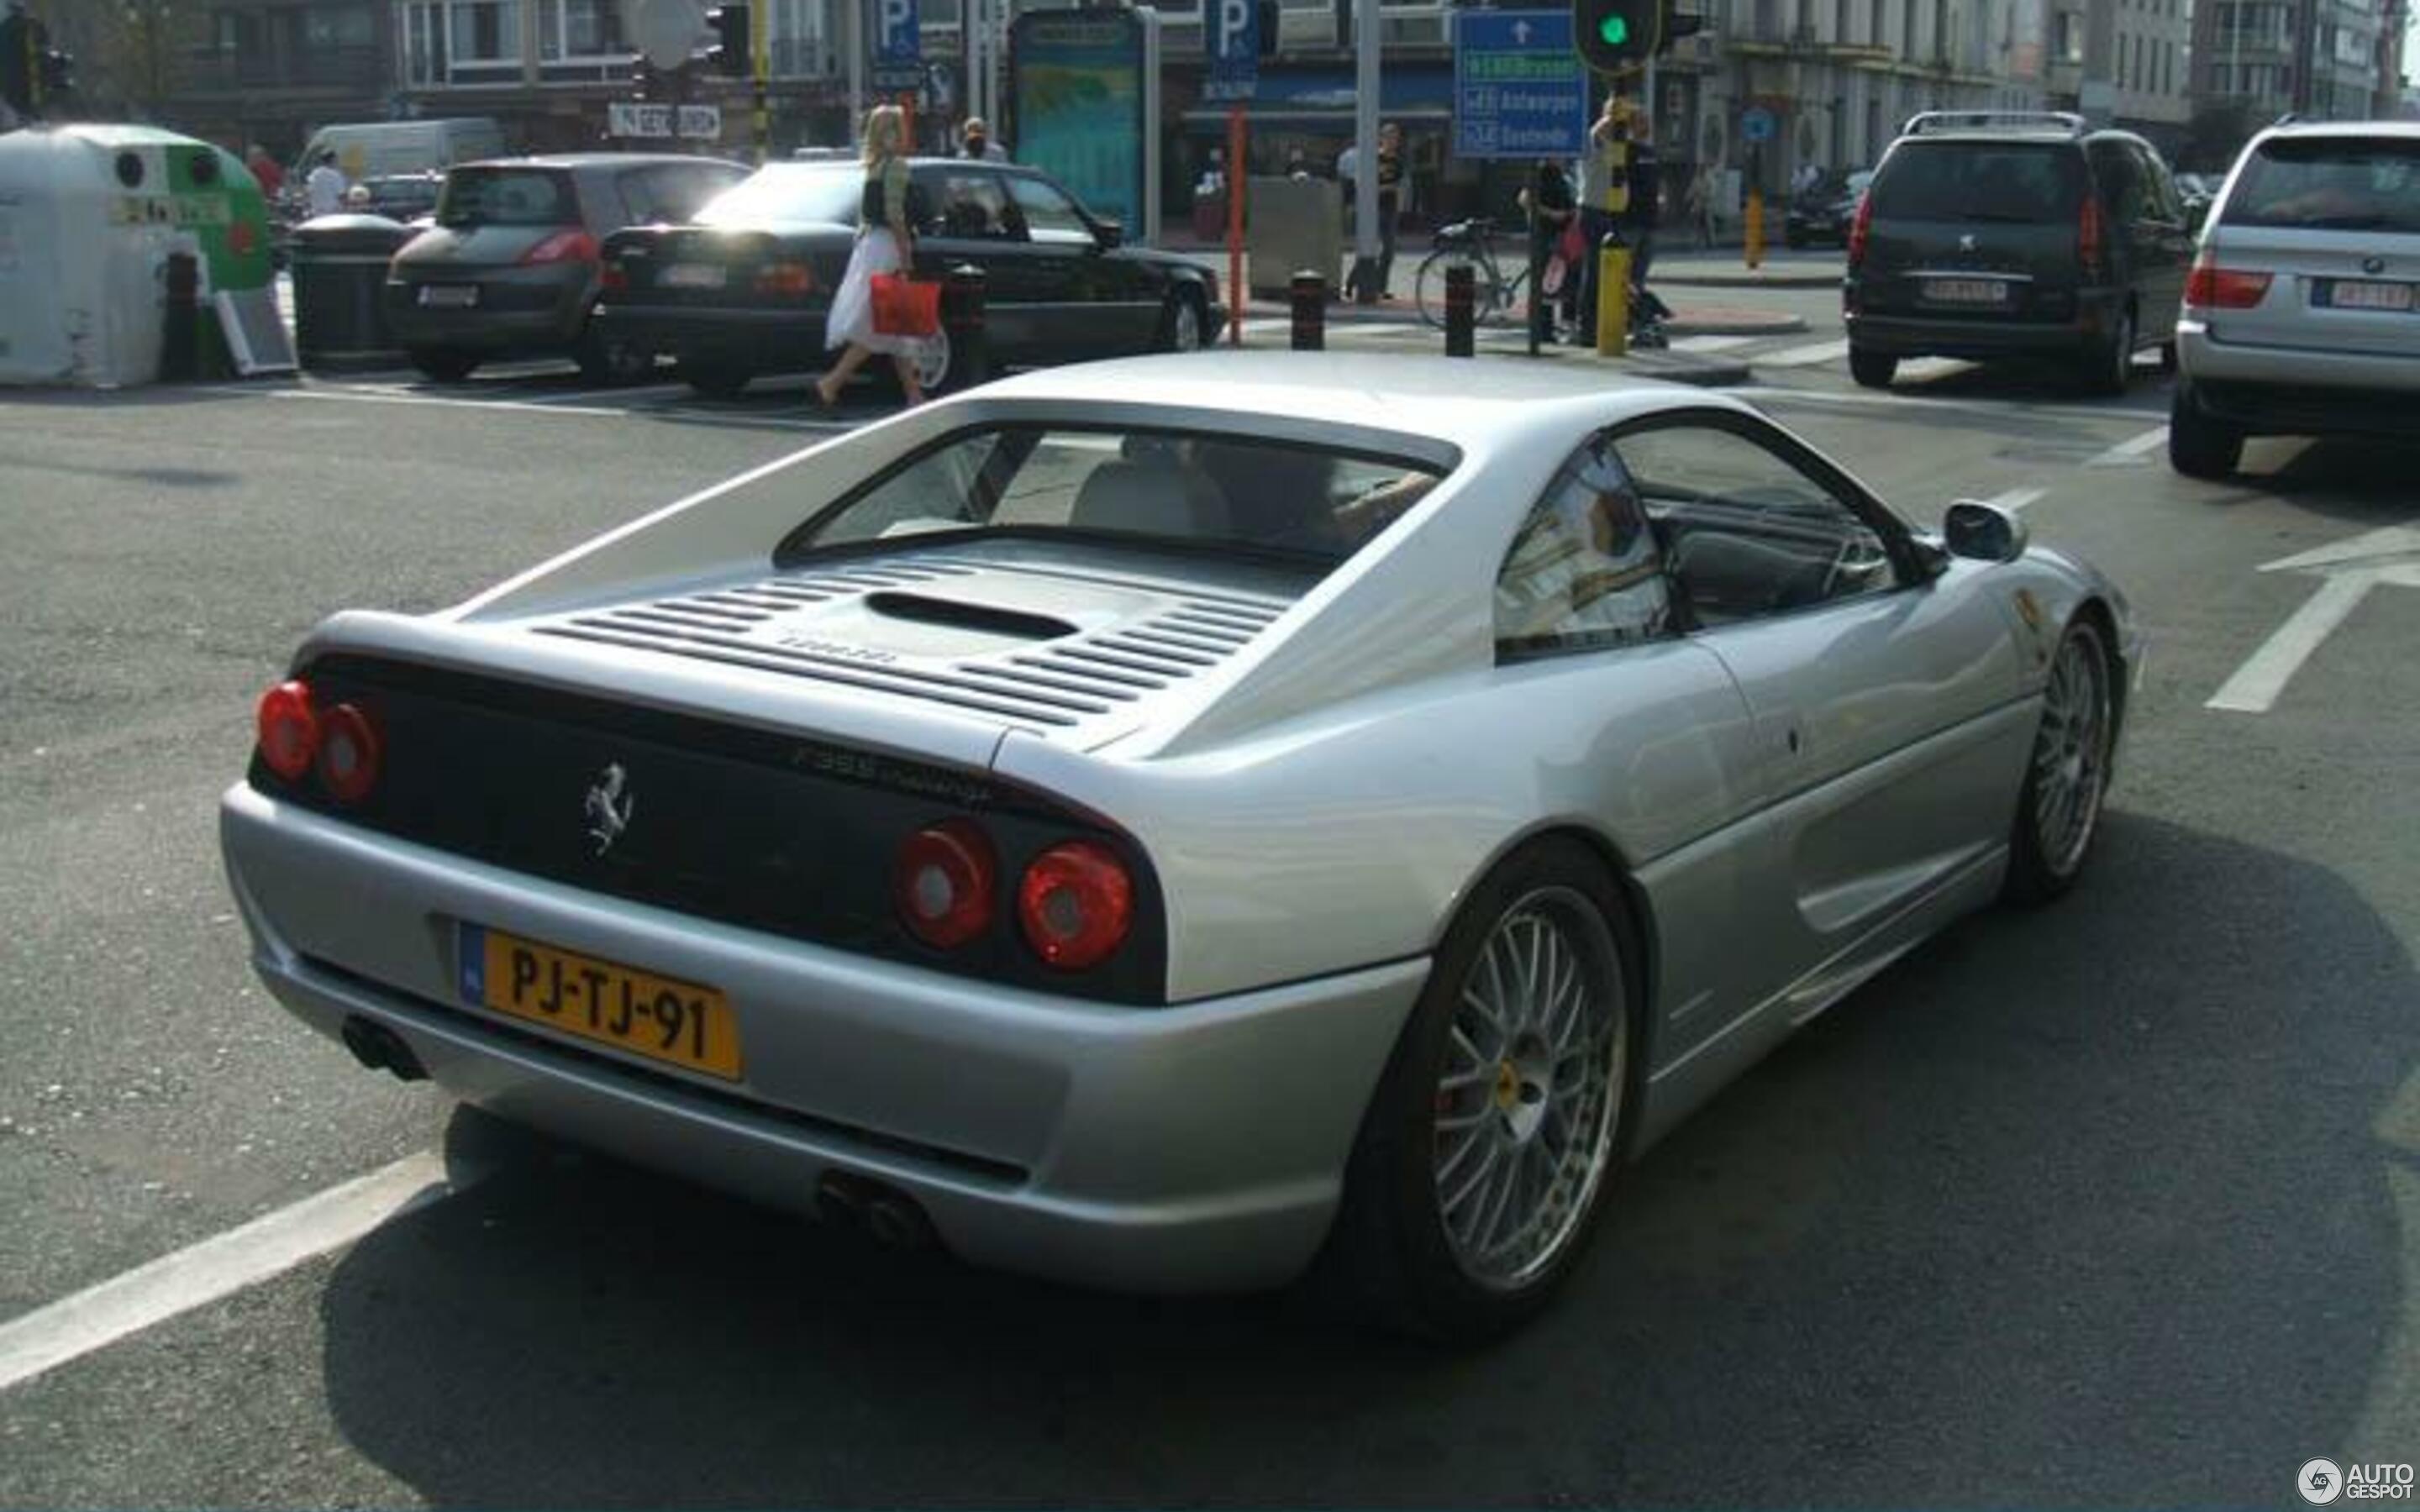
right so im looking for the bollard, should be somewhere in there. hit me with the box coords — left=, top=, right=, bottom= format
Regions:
left=941, top=262, right=989, bottom=392
left=160, top=251, right=201, bottom=382
left=1289, top=270, right=1326, bottom=351
left=1444, top=261, right=1476, bottom=358
left=1594, top=239, right=1632, bottom=358
left=1745, top=188, right=1766, bottom=270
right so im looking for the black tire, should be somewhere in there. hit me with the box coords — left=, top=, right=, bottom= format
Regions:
left=1153, top=286, right=1208, bottom=354
left=2168, top=383, right=2244, bottom=479
left=680, top=360, right=753, bottom=400
left=1413, top=250, right=1500, bottom=332
left=407, top=347, right=480, bottom=383
left=2081, top=307, right=2133, bottom=396
left=2003, top=617, right=2116, bottom=906
left=574, top=318, right=655, bottom=386
left=2158, top=337, right=2179, bottom=375
left=1848, top=346, right=1897, bottom=389
left=1318, top=837, right=1639, bottom=1344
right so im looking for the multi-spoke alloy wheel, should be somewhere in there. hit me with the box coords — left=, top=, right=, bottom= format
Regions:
left=1324, top=839, right=1635, bottom=1341
left=1432, top=886, right=1625, bottom=1292
left=2006, top=618, right=2115, bottom=902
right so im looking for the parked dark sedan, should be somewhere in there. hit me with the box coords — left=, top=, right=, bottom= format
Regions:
left=1783, top=169, right=1870, bottom=248
left=594, top=158, right=1223, bottom=398
left=387, top=152, right=753, bottom=384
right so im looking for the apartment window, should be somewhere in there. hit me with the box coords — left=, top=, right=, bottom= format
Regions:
left=538, top=0, right=623, bottom=60
left=450, top=0, right=520, bottom=63
left=304, top=4, right=376, bottom=50
left=404, top=2, right=446, bottom=84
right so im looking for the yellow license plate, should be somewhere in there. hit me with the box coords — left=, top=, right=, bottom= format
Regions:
left=457, top=924, right=742, bottom=1080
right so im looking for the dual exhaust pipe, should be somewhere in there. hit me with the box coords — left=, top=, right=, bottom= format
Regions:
left=339, top=1015, right=935, bottom=1253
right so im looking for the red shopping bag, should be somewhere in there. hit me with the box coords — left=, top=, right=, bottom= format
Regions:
left=871, top=272, right=941, bottom=338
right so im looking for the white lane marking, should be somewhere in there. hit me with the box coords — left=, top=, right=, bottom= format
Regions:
left=513, top=381, right=693, bottom=407
left=1730, top=384, right=2170, bottom=428
left=1979, top=486, right=2049, bottom=513
left=2261, top=525, right=2420, bottom=575
left=0, top=1152, right=471, bottom=1394
left=1672, top=333, right=1758, bottom=352
left=1759, top=338, right=1853, bottom=367
left=2086, top=424, right=2170, bottom=466
left=1896, top=357, right=1971, bottom=382
left=2206, top=570, right=2383, bottom=713
left=258, top=386, right=633, bottom=417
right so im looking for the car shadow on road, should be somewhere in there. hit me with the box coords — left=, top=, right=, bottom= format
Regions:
left=2213, top=438, right=2420, bottom=525
left=314, top=811, right=2417, bottom=1508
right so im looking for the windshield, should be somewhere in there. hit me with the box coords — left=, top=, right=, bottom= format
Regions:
left=1869, top=142, right=2084, bottom=223
left=781, top=425, right=1450, bottom=564
left=693, top=165, right=863, bottom=227
left=2223, top=138, right=2420, bottom=232
left=436, top=168, right=576, bottom=228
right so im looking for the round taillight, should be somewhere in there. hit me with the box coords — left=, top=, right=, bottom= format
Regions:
left=1017, top=841, right=1133, bottom=971
left=894, top=819, right=997, bottom=949
left=255, top=679, right=318, bottom=781
left=315, top=702, right=382, bottom=805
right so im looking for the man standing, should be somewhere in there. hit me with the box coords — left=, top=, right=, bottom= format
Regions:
left=1575, top=95, right=1629, bottom=347
left=244, top=144, right=285, bottom=201
left=959, top=116, right=1007, bottom=161
left=304, top=150, right=348, bottom=217
left=1373, top=121, right=1403, bottom=300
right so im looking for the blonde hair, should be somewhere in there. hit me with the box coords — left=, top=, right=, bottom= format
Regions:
left=862, top=104, right=906, bottom=167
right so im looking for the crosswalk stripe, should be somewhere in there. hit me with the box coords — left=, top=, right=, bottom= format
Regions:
left=1672, top=334, right=1757, bottom=352
left=1760, top=339, right=1853, bottom=367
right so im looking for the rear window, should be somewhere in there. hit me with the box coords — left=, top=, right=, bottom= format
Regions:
left=692, top=165, right=863, bottom=227
left=1869, top=142, right=2085, bottom=223
left=2223, top=137, right=2420, bottom=233
left=781, top=425, right=1450, bottom=564
left=437, top=168, right=576, bottom=228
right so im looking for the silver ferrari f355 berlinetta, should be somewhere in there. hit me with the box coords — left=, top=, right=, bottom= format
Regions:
left=220, top=353, right=2142, bottom=1340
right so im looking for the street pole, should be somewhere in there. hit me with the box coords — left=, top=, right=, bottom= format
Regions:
left=1346, top=0, right=1380, bottom=302
left=752, top=0, right=771, bottom=162
left=847, top=0, right=865, bottom=136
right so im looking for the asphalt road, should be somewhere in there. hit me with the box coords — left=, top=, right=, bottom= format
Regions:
left=2, top=324, right=2416, bottom=1507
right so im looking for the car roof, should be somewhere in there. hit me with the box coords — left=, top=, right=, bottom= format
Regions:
left=2254, top=119, right=2420, bottom=143
left=456, top=153, right=749, bottom=172
left=973, top=352, right=1744, bottom=456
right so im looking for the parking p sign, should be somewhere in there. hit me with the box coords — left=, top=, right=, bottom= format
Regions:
left=871, top=0, right=921, bottom=92
left=1202, top=0, right=1257, bottom=103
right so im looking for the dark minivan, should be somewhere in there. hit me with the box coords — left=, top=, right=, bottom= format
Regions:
left=1844, top=112, right=2196, bottom=393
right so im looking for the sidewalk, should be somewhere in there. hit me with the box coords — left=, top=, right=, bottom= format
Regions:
left=1216, top=318, right=1756, bottom=389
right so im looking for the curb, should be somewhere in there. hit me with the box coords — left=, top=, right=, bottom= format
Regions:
left=1664, top=314, right=1807, bottom=338
left=1655, top=270, right=1841, bottom=290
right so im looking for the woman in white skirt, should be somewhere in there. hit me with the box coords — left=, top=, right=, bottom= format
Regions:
left=813, top=104, right=930, bottom=409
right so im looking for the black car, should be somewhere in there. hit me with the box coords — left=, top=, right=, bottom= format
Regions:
left=1843, top=112, right=2196, bottom=393
left=387, top=153, right=753, bottom=384
left=595, top=158, right=1223, bottom=398
left=1782, top=169, right=1871, bottom=249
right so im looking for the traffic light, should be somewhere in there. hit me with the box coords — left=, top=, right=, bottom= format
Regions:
left=704, top=3, right=749, bottom=76
left=36, top=45, right=70, bottom=102
left=1573, top=0, right=1659, bottom=72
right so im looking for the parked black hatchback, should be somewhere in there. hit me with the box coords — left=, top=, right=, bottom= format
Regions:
left=1844, top=112, right=2195, bottom=394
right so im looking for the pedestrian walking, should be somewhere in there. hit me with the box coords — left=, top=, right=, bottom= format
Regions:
left=1374, top=122, right=1404, bottom=299
left=1687, top=162, right=1717, bottom=249
left=245, top=144, right=285, bottom=200
left=1519, top=158, right=1579, bottom=341
left=813, top=104, right=932, bottom=411
left=959, top=116, right=1007, bottom=161
left=304, top=150, right=348, bottom=218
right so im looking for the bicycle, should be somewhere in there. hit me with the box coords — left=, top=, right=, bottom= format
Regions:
left=1413, top=218, right=1536, bottom=331
left=1413, top=216, right=1670, bottom=348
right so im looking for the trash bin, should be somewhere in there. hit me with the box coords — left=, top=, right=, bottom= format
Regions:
left=289, top=213, right=413, bottom=370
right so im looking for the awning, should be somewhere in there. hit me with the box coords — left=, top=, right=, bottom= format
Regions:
left=1179, top=65, right=1452, bottom=132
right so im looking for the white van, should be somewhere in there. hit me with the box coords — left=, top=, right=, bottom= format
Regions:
left=294, top=118, right=508, bottom=184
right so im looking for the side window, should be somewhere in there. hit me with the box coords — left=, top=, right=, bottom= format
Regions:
left=1494, top=436, right=1674, bottom=659
left=1612, top=423, right=1897, bottom=627
left=2133, top=144, right=2181, bottom=221
left=1007, top=176, right=1094, bottom=245
left=928, top=171, right=1019, bottom=240
left=2090, top=141, right=2145, bottom=223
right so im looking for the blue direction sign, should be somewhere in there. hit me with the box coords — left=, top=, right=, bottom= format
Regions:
left=871, top=0, right=922, bottom=92
left=1202, top=0, right=1258, bottom=103
left=1740, top=104, right=1777, bottom=143
left=1453, top=9, right=1587, bottom=160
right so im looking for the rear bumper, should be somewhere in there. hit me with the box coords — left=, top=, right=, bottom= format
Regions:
left=1843, top=309, right=2113, bottom=360
left=219, top=783, right=1423, bottom=1294
left=592, top=302, right=829, bottom=372
left=385, top=277, right=589, bottom=352
left=2178, top=320, right=2420, bottom=436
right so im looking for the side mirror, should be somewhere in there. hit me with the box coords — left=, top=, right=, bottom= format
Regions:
left=1942, top=499, right=2030, bottom=564
left=1092, top=218, right=1123, bottom=251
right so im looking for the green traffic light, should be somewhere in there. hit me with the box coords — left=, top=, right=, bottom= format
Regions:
left=1597, top=14, right=1628, bottom=44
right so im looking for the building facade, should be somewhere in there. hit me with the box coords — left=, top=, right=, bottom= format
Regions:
left=2044, top=0, right=2191, bottom=149
left=2191, top=0, right=2399, bottom=123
